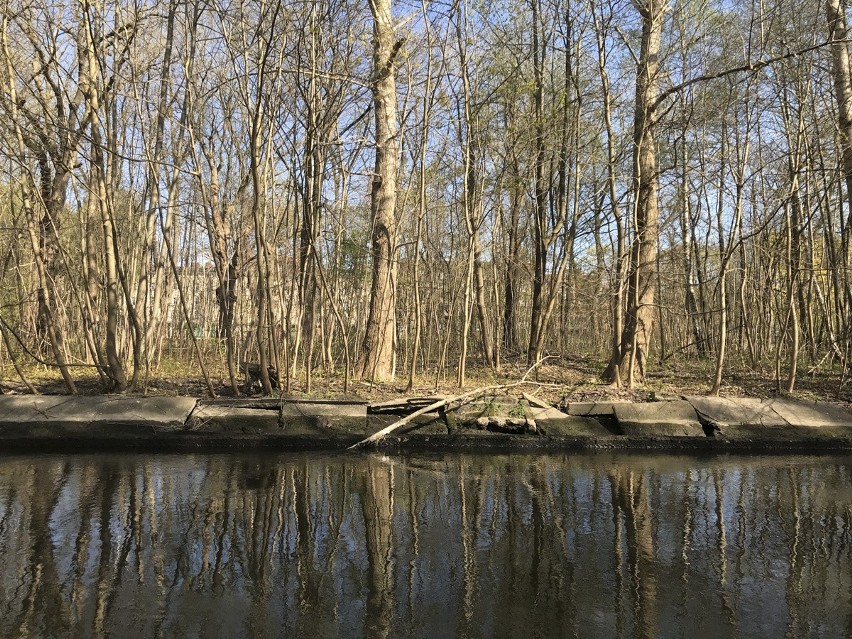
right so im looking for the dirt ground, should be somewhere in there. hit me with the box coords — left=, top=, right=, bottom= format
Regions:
left=4, top=354, right=852, bottom=411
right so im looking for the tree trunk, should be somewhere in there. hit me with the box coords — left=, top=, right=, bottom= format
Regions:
left=528, top=0, right=547, bottom=365
left=249, top=128, right=273, bottom=394
left=1, top=15, right=78, bottom=393
left=136, top=0, right=178, bottom=387
left=358, top=0, right=400, bottom=381
left=407, top=9, right=433, bottom=391
left=503, top=167, right=521, bottom=354
left=593, top=4, right=626, bottom=384
left=619, top=0, right=665, bottom=385
left=826, top=0, right=852, bottom=260
left=198, top=141, right=242, bottom=395
left=679, top=139, right=708, bottom=359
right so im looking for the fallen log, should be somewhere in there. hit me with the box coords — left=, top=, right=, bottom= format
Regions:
left=350, top=382, right=557, bottom=450
left=349, top=399, right=450, bottom=449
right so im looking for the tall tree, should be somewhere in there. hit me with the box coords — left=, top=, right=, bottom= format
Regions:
left=826, top=0, right=852, bottom=308
left=617, top=0, right=666, bottom=386
left=359, top=0, right=401, bottom=381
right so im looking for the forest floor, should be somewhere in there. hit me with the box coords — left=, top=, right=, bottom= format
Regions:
left=5, top=354, right=852, bottom=412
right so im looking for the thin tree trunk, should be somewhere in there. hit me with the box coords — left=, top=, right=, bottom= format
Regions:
left=503, top=152, right=522, bottom=354
left=407, top=4, right=433, bottom=391
left=1, top=16, right=77, bottom=393
left=0, top=322, right=39, bottom=394
left=528, top=0, right=547, bottom=365
left=593, top=0, right=626, bottom=384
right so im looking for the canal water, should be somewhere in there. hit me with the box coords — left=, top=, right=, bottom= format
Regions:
left=0, top=452, right=850, bottom=638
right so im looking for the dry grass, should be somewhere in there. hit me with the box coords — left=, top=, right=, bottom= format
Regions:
left=3, top=353, right=851, bottom=410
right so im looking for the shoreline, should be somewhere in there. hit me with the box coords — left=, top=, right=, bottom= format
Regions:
left=0, top=393, right=851, bottom=454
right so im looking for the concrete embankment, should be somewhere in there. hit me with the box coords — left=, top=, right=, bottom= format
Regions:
left=0, top=393, right=850, bottom=452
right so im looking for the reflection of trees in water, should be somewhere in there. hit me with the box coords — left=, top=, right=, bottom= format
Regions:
left=13, top=462, right=69, bottom=637
left=360, top=461, right=394, bottom=639
left=609, top=467, right=657, bottom=639
left=0, top=454, right=850, bottom=636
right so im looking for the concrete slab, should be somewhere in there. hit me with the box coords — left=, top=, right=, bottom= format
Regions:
left=187, top=405, right=280, bottom=433
left=683, top=396, right=852, bottom=442
left=363, top=413, right=447, bottom=438
left=761, top=398, right=852, bottom=428
left=279, top=401, right=368, bottom=435
left=567, top=401, right=630, bottom=417
left=684, top=396, right=787, bottom=427
left=0, top=393, right=848, bottom=451
left=613, top=401, right=704, bottom=437
left=526, top=405, right=569, bottom=421
left=0, top=395, right=197, bottom=437
left=170, top=399, right=368, bottom=439
left=280, top=401, right=366, bottom=419
left=713, top=424, right=852, bottom=450
left=203, top=397, right=366, bottom=409
left=450, top=428, right=532, bottom=441
left=537, top=415, right=615, bottom=438
left=523, top=405, right=610, bottom=438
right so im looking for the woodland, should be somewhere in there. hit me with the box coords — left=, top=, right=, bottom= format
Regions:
left=2, top=0, right=852, bottom=400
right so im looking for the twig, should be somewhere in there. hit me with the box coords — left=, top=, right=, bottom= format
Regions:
left=0, top=313, right=106, bottom=369
left=0, top=323, right=38, bottom=393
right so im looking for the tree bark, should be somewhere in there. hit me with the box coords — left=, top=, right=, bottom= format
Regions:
left=826, top=0, right=852, bottom=256
left=197, top=139, right=243, bottom=395
left=619, top=0, right=665, bottom=385
left=358, top=0, right=400, bottom=381
left=528, top=0, right=547, bottom=365
left=502, top=160, right=521, bottom=354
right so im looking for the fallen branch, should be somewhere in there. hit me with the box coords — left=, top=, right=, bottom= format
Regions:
left=349, top=358, right=555, bottom=450
left=522, top=392, right=552, bottom=409
left=349, top=386, right=491, bottom=450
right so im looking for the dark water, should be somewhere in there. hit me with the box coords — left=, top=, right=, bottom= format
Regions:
left=0, top=453, right=851, bottom=638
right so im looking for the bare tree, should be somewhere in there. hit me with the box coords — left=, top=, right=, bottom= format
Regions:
left=358, top=0, right=401, bottom=381
left=618, top=0, right=666, bottom=386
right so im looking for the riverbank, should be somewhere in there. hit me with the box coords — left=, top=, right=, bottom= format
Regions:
left=0, top=392, right=851, bottom=453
